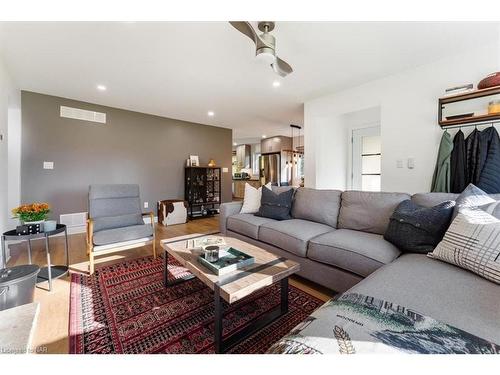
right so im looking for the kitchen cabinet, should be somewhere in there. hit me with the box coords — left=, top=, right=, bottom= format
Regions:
left=236, top=144, right=251, bottom=169
left=233, top=179, right=261, bottom=199
left=261, top=136, right=292, bottom=154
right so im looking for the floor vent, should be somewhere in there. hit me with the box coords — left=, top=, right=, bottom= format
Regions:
left=60, top=106, right=106, bottom=124
left=60, top=212, right=87, bottom=227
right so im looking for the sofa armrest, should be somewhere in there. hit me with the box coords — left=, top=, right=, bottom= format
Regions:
left=219, top=201, right=243, bottom=234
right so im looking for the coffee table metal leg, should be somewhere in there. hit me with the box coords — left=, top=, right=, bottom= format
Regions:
left=1, top=236, right=6, bottom=269
left=163, top=250, right=168, bottom=287
left=213, top=277, right=290, bottom=354
left=64, top=228, right=69, bottom=268
left=45, top=235, right=52, bottom=291
left=214, top=285, right=223, bottom=354
left=281, top=277, right=289, bottom=314
left=27, top=239, right=32, bottom=265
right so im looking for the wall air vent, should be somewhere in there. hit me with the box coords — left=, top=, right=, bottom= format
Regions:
left=60, top=106, right=106, bottom=124
left=60, top=212, right=87, bottom=228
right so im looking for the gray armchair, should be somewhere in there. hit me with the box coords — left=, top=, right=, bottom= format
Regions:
left=86, top=184, right=156, bottom=274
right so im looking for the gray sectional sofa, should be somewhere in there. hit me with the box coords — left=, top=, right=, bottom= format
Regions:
left=220, top=188, right=500, bottom=346
left=221, top=188, right=411, bottom=292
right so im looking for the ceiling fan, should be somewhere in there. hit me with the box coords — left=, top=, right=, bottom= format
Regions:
left=229, top=21, right=293, bottom=77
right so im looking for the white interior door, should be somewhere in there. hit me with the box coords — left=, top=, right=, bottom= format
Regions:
left=351, top=126, right=381, bottom=191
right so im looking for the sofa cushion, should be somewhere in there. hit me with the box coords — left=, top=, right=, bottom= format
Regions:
left=291, top=188, right=342, bottom=228
left=259, top=219, right=334, bottom=257
left=93, top=213, right=144, bottom=232
left=89, top=184, right=142, bottom=218
left=93, top=224, right=153, bottom=246
left=338, top=191, right=410, bottom=235
left=256, top=187, right=294, bottom=221
left=430, top=207, right=500, bottom=285
left=384, top=199, right=455, bottom=253
left=412, top=192, right=500, bottom=208
left=411, top=192, right=458, bottom=207
left=308, top=229, right=400, bottom=277
left=226, top=213, right=276, bottom=239
left=453, top=183, right=495, bottom=219
left=349, top=254, right=500, bottom=344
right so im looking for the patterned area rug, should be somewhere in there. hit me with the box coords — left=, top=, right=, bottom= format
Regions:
left=69, top=255, right=323, bottom=354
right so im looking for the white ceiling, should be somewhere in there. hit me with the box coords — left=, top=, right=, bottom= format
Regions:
left=0, top=22, right=498, bottom=141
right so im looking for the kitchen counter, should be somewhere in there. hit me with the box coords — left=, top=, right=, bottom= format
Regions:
left=232, top=179, right=261, bottom=199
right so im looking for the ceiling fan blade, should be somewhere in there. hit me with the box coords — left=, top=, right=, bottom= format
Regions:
left=271, top=56, right=293, bottom=77
left=229, top=21, right=258, bottom=45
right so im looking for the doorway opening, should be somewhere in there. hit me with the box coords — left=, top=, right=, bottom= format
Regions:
left=351, top=125, right=381, bottom=191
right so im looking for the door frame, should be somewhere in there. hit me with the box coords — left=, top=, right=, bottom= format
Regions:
left=347, top=123, right=381, bottom=190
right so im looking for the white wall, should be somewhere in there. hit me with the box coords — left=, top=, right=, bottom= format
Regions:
left=0, top=53, right=21, bottom=234
left=305, top=42, right=500, bottom=194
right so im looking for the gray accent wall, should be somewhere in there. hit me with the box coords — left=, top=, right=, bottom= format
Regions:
left=21, top=91, right=232, bottom=219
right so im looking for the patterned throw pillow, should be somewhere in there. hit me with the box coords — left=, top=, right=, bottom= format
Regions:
left=429, top=207, right=500, bottom=284
left=453, top=184, right=495, bottom=219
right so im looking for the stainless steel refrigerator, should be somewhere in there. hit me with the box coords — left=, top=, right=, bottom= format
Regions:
left=260, top=153, right=284, bottom=185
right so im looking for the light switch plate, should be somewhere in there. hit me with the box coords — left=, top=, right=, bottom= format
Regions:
left=222, top=167, right=229, bottom=173
left=144, top=202, right=149, bottom=209
left=43, top=161, right=54, bottom=170
left=407, top=158, right=415, bottom=169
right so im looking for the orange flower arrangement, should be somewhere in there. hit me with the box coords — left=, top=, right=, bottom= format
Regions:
left=11, top=202, right=50, bottom=222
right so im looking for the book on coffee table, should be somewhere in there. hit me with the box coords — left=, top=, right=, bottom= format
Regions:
left=198, top=247, right=254, bottom=276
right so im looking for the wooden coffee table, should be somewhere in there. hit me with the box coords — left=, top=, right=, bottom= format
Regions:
left=160, top=234, right=300, bottom=353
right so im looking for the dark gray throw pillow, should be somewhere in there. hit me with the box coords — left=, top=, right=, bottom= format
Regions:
left=384, top=199, right=455, bottom=253
left=255, top=186, right=294, bottom=220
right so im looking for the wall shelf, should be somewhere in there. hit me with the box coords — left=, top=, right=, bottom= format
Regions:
left=438, top=86, right=500, bottom=127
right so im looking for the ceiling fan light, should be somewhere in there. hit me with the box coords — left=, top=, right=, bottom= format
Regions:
left=255, top=48, right=276, bottom=65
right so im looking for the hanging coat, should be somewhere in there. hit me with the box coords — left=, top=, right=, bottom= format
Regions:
left=465, top=129, right=483, bottom=184
left=450, top=129, right=467, bottom=193
left=431, top=131, right=453, bottom=193
left=477, top=127, right=500, bottom=193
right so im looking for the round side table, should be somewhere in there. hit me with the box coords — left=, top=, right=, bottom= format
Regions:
left=1, top=224, right=69, bottom=291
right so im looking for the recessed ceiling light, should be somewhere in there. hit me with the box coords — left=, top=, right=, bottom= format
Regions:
left=262, top=135, right=267, bottom=139
left=97, top=85, right=107, bottom=91
left=233, top=142, right=237, bottom=146
left=272, top=81, right=281, bottom=87
left=208, top=111, right=215, bottom=117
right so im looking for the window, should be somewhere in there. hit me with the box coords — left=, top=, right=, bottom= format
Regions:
left=351, top=126, right=381, bottom=191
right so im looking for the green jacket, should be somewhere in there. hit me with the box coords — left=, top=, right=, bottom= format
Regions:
left=431, top=131, right=453, bottom=192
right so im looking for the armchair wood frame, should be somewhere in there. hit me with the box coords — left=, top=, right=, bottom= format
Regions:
left=86, top=212, right=156, bottom=275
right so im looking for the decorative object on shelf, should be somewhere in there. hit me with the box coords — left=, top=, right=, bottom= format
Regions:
left=208, top=158, right=216, bottom=167
left=478, top=72, right=500, bottom=90
left=488, top=100, right=500, bottom=115
left=186, top=158, right=191, bottom=167
left=11, top=202, right=50, bottom=233
left=185, top=166, right=221, bottom=219
left=445, top=112, right=474, bottom=121
left=443, top=83, right=473, bottom=96
left=189, top=155, right=199, bottom=167
left=157, top=199, right=188, bottom=226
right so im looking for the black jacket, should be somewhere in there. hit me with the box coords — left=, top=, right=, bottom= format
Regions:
left=450, top=129, right=467, bottom=193
left=465, top=129, right=483, bottom=184
left=477, top=127, right=500, bottom=193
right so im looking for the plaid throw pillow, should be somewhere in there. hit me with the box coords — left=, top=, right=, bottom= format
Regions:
left=429, top=207, right=500, bottom=284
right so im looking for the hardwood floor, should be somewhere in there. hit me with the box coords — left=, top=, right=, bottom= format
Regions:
left=6, top=216, right=334, bottom=354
